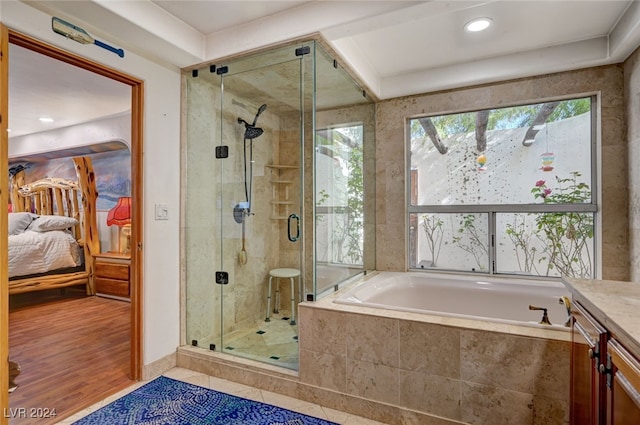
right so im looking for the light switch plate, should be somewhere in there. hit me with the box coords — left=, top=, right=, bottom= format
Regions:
left=155, top=204, right=168, bottom=220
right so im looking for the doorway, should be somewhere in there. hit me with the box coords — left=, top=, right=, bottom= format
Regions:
left=2, top=28, right=143, bottom=422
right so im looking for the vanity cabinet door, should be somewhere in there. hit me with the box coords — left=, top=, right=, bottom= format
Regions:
left=571, top=301, right=608, bottom=425
left=606, top=339, right=640, bottom=425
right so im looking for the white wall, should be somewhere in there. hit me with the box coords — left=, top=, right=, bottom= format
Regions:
left=1, top=1, right=182, bottom=366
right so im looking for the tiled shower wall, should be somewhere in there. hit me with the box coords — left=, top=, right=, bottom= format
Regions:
left=625, top=46, right=640, bottom=281
left=375, top=65, right=628, bottom=280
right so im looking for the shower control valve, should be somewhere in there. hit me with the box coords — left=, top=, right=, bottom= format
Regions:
left=215, top=145, right=229, bottom=158
left=215, top=271, right=229, bottom=285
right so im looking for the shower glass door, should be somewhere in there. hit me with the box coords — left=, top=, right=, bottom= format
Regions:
left=312, top=44, right=376, bottom=299
left=214, top=43, right=311, bottom=369
left=216, top=45, right=309, bottom=368
left=184, top=40, right=373, bottom=370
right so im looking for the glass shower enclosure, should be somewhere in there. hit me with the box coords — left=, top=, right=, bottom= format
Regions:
left=183, top=40, right=375, bottom=370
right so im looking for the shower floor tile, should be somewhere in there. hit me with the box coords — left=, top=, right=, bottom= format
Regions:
left=222, top=313, right=299, bottom=370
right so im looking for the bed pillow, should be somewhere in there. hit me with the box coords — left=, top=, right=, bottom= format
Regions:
left=27, top=215, right=78, bottom=232
left=8, top=212, right=34, bottom=235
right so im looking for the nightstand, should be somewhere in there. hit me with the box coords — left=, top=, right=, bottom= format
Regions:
left=94, top=252, right=130, bottom=300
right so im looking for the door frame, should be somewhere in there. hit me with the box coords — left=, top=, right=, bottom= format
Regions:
left=1, top=27, right=144, bottom=421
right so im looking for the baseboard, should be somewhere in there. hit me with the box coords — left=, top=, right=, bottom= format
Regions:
left=142, top=352, right=177, bottom=381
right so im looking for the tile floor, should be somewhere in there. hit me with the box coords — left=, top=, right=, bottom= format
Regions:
left=57, top=367, right=389, bottom=425
left=222, top=313, right=300, bottom=369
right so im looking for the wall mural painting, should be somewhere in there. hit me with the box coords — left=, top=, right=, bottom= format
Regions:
left=9, top=143, right=131, bottom=211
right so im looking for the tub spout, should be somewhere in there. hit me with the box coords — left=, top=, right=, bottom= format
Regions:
left=559, top=296, right=572, bottom=327
left=529, top=305, right=552, bottom=325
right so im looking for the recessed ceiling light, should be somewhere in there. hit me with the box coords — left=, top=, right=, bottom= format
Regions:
left=39, top=117, right=54, bottom=123
left=465, top=17, right=492, bottom=32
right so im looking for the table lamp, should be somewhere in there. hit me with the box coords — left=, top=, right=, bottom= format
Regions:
left=107, top=196, right=132, bottom=254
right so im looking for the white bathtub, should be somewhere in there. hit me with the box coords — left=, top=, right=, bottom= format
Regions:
left=334, top=271, right=571, bottom=329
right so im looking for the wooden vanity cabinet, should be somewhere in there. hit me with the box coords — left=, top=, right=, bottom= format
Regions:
left=570, top=301, right=608, bottom=425
left=570, top=301, right=640, bottom=425
left=605, top=339, right=640, bottom=425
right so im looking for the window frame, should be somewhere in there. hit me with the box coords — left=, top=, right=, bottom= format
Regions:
left=406, top=95, right=599, bottom=278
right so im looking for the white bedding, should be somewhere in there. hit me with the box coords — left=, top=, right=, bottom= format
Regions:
left=8, top=230, right=82, bottom=278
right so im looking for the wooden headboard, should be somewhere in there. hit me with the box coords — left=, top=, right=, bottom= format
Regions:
left=12, top=177, right=82, bottom=240
left=8, top=156, right=100, bottom=295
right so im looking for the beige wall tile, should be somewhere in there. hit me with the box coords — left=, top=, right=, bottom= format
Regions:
left=347, top=313, right=399, bottom=367
left=600, top=141, right=629, bottom=280
left=399, top=370, right=462, bottom=421
left=533, top=339, right=570, bottom=401
left=397, top=410, right=465, bottom=425
left=346, top=358, right=399, bottom=405
left=631, top=229, right=640, bottom=279
left=297, top=305, right=313, bottom=351
left=461, top=330, right=543, bottom=394
left=533, top=395, right=570, bottom=425
left=299, top=349, right=346, bottom=393
left=399, top=320, right=460, bottom=378
left=461, top=381, right=534, bottom=425
left=298, top=306, right=347, bottom=356
left=625, top=46, right=640, bottom=281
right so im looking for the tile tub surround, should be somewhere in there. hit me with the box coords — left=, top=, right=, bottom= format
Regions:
left=177, top=296, right=570, bottom=425
left=299, top=292, right=571, bottom=425
left=177, top=345, right=464, bottom=425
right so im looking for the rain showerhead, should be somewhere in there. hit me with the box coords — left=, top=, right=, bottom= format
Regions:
left=244, top=126, right=264, bottom=140
left=237, top=104, right=267, bottom=140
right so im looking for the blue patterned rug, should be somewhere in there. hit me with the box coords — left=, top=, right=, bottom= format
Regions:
left=72, top=376, right=339, bottom=424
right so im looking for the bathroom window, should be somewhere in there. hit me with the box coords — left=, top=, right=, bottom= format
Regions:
left=316, top=124, right=364, bottom=266
left=408, top=96, right=597, bottom=278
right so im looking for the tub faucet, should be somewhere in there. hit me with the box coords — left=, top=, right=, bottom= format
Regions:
left=559, top=296, right=572, bottom=327
left=529, top=305, right=552, bottom=325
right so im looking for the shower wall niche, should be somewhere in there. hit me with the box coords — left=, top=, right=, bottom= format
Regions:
left=182, top=40, right=375, bottom=369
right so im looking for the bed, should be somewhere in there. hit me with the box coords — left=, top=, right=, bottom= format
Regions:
left=8, top=156, right=100, bottom=295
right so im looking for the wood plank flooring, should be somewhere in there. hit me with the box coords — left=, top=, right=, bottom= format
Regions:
left=8, top=288, right=133, bottom=425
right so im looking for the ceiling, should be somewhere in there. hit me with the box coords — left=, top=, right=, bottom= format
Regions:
left=8, top=0, right=640, bottom=138
left=8, top=43, right=131, bottom=139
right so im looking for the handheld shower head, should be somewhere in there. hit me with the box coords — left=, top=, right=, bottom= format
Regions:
left=253, top=104, right=267, bottom=125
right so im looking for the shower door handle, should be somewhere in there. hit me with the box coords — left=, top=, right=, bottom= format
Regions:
left=288, top=213, right=300, bottom=242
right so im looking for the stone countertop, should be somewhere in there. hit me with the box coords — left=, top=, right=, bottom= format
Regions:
left=562, top=277, right=640, bottom=356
